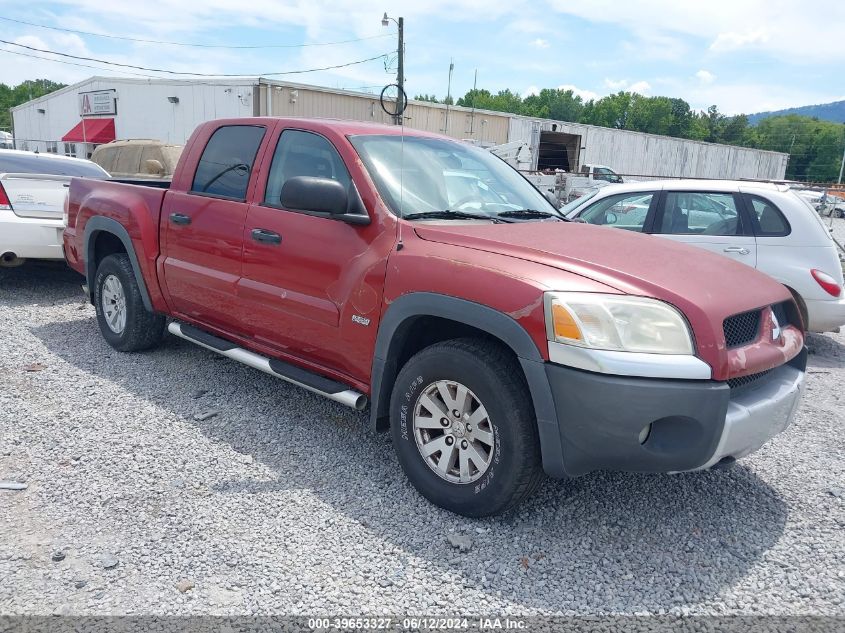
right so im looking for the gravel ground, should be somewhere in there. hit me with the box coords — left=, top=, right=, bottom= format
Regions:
left=1, top=242, right=844, bottom=618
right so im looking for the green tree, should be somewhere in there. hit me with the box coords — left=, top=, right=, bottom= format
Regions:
left=0, top=79, right=66, bottom=130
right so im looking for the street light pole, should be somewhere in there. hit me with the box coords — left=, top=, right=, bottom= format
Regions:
left=838, top=131, right=844, bottom=184
left=382, top=13, right=405, bottom=125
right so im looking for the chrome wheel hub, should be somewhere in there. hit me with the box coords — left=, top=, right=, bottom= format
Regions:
left=413, top=380, right=495, bottom=484
left=101, top=274, right=127, bottom=334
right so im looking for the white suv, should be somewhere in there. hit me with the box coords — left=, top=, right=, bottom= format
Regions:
left=565, top=179, right=845, bottom=333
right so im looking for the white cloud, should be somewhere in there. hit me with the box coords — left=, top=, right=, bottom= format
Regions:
left=603, top=78, right=650, bottom=94
left=695, top=70, right=716, bottom=84
left=531, top=38, right=550, bottom=49
left=604, top=78, right=628, bottom=91
left=628, top=81, right=651, bottom=94
left=558, top=84, right=599, bottom=101
left=522, top=85, right=540, bottom=98
left=709, top=29, right=769, bottom=52
left=546, top=0, right=845, bottom=62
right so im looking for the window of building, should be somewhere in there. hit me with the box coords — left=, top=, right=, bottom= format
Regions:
left=191, top=125, right=265, bottom=200
left=63, top=142, right=77, bottom=158
left=46, top=141, right=58, bottom=154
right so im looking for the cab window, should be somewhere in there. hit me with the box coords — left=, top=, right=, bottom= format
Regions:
left=658, top=192, right=742, bottom=236
left=264, top=130, right=351, bottom=207
left=191, top=125, right=266, bottom=200
left=577, top=192, right=655, bottom=232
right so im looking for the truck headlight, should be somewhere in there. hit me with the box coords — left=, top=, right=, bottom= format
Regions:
left=544, top=292, right=694, bottom=355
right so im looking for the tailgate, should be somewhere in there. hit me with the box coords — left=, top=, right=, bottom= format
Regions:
left=1, top=173, right=71, bottom=220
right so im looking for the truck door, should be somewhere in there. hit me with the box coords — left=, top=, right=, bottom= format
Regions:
left=652, top=190, right=757, bottom=268
left=159, top=124, right=267, bottom=332
left=238, top=127, right=392, bottom=384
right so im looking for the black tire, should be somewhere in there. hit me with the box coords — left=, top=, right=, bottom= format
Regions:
left=390, top=338, right=543, bottom=517
left=93, top=253, right=165, bottom=352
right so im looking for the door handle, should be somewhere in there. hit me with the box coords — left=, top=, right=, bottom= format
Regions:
left=251, top=228, right=282, bottom=245
left=170, top=213, right=191, bottom=225
left=723, top=247, right=750, bottom=255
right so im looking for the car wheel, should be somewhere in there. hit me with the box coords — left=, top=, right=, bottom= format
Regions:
left=390, top=338, right=543, bottom=517
left=94, top=253, right=165, bottom=352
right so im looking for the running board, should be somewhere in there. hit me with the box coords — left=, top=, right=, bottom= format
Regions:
left=167, top=322, right=368, bottom=411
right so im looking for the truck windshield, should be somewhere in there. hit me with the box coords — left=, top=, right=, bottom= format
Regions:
left=349, top=135, right=559, bottom=220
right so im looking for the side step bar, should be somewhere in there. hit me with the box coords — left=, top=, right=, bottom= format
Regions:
left=167, top=322, right=368, bottom=411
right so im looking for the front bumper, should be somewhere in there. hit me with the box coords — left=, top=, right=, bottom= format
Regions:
left=543, top=348, right=807, bottom=477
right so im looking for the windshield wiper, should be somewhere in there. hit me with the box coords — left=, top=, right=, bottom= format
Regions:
left=496, top=209, right=567, bottom=221
left=401, top=209, right=507, bottom=223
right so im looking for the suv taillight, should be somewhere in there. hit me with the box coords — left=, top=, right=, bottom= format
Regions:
left=0, top=183, right=11, bottom=210
left=811, top=269, right=842, bottom=297
left=62, top=192, right=70, bottom=227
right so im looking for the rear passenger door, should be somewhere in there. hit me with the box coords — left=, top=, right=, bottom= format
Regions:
left=160, top=124, right=266, bottom=332
left=652, top=191, right=757, bottom=268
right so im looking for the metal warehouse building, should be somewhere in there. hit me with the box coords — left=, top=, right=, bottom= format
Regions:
left=11, top=76, right=787, bottom=180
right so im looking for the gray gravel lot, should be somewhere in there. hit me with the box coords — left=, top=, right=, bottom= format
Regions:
left=1, top=233, right=844, bottom=617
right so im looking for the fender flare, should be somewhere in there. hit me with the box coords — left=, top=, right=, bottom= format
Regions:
left=83, top=216, right=154, bottom=312
left=370, top=292, right=567, bottom=478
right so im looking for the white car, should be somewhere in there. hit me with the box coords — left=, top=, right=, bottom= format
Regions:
left=565, top=179, right=845, bottom=333
left=0, top=150, right=109, bottom=267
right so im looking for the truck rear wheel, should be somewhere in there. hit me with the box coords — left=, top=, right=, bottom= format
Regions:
left=390, top=338, right=543, bottom=517
left=94, top=253, right=165, bottom=352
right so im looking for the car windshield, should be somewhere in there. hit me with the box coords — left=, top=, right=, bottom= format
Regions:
left=0, top=152, right=109, bottom=178
left=560, top=189, right=600, bottom=215
left=349, top=135, right=559, bottom=220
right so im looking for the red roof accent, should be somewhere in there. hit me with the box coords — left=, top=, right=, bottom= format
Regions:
left=62, top=118, right=116, bottom=143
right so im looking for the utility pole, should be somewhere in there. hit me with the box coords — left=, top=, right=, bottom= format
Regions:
left=469, top=69, right=477, bottom=136
left=839, top=128, right=845, bottom=184
left=444, top=59, right=454, bottom=134
left=382, top=13, right=405, bottom=125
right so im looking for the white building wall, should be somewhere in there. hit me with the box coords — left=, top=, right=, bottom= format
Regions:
left=12, top=77, right=256, bottom=155
left=508, top=117, right=789, bottom=180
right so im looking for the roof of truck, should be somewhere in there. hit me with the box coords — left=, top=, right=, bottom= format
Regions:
left=207, top=117, right=448, bottom=139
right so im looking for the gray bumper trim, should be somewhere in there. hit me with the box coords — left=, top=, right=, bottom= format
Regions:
left=688, top=364, right=805, bottom=471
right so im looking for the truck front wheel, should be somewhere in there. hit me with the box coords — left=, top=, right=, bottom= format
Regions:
left=390, top=338, right=543, bottom=517
left=93, top=254, right=165, bottom=352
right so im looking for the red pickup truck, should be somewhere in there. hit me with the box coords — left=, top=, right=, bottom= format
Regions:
left=64, top=118, right=806, bottom=516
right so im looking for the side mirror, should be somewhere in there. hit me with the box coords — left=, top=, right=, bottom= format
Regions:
left=281, top=176, right=348, bottom=215
left=604, top=212, right=618, bottom=225
left=280, top=176, right=370, bottom=225
left=143, top=159, right=164, bottom=176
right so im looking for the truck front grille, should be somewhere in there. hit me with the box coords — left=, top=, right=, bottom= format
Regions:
left=723, top=309, right=761, bottom=348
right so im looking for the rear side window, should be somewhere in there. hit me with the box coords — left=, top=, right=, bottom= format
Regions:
left=747, top=195, right=791, bottom=237
left=192, top=125, right=265, bottom=200
left=658, top=192, right=742, bottom=236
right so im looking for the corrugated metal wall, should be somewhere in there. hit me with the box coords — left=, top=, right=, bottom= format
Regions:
left=259, top=82, right=510, bottom=145
left=508, top=117, right=789, bottom=180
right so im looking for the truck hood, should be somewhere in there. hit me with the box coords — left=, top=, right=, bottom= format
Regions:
left=413, top=222, right=792, bottom=327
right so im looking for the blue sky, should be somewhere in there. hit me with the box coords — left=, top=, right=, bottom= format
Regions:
left=1, top=0, right=843, bottom=115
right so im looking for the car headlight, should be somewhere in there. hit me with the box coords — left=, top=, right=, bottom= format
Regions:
left=544, top=292, right=694, bottom=355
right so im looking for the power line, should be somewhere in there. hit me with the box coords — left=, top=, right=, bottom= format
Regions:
left=0, top=38, right=388, bottom=77
left=0, top=15, right=393, bottom=49
left=0, top=47, right=162, bottom=78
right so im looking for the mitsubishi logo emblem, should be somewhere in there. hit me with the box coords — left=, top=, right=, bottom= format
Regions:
left=771, top=311, right=782, bottom=341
